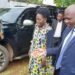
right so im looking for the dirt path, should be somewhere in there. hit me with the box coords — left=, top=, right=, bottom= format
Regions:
left=0, top=57, right=29, bottom=75
left=0, top=57, right=54, bottom=75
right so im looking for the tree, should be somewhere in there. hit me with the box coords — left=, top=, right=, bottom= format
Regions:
left=54, top=0, right=75, bottom=7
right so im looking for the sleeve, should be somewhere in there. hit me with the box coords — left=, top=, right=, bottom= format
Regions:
left=46, top=47, right=59, bottom=56
left=46, top=28, right=62, bottom=56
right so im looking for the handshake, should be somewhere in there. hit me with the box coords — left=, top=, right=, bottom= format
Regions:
left=31, top=48, right=47, bottom=67
left=31, top=48, right=46, bottom=58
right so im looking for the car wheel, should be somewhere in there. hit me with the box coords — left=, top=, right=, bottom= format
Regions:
left=0, top=45, right=9, bottom=72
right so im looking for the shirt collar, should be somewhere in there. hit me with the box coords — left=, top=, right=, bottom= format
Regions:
left=74, top=28, right=75, bottom=32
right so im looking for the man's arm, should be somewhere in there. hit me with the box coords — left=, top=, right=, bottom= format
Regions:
left=41, top=46, right=60, bottom=67
left=46, top=46, right=59, bottom=56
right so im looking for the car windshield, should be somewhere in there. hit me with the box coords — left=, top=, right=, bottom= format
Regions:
left=0, top=8, right=10, bottom=16
left=0, top=7, right=26, bottom=23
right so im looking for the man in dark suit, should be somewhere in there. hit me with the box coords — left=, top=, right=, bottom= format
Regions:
left=52, top=11, right=66, bottom=47
left=51, top=11, right=66, bottom=66
left=32, top=4, right=75, bottom=75
left=46, top=4, right=75, bottom=75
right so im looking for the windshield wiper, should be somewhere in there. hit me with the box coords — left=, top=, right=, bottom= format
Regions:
left=0, top=19, right=10, bottom=24
left=1, top=20, right=10, bottom=24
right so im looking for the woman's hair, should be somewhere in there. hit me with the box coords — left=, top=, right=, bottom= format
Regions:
left=36, top=7, right=50, bottom=19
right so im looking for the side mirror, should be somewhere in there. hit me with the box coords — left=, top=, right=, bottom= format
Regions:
left=23, top=19, right=34, bottom=26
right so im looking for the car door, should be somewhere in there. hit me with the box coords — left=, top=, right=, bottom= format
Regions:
left=16, top=8, right=36, bottom=56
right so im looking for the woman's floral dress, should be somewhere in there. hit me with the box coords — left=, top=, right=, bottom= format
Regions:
left=29, top=23, right=53, bottom=75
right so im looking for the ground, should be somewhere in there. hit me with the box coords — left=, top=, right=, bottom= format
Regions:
left=0, top=57, right=29, bottom=75
left=0, top=57, right=54, bottom=75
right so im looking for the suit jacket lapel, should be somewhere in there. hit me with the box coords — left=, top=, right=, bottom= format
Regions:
left=62, top=27, right=71, bottom=42
left=66, top=36, right=75, bottom=50
left=54, top=20, right=58, bottom=30
left=62, top=21, right=65, bottom=31
left=63, top=27, right=75, bottom=51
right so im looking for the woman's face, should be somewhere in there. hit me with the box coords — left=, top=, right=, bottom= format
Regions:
left=36, top=14, right=47, bottom=27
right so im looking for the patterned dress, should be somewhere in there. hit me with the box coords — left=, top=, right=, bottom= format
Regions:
left=29, top=23, right=53, bottom=75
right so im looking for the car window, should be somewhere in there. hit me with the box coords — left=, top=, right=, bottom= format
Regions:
left=22, top=9, right=36, bottom=22
left=0, top=8, right=10, bottom=16
left=17, top=8, right=36, bottom=27
left=0, top=8, right=26, bottom=23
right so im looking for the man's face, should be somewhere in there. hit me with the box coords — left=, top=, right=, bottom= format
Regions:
left=64, top=11, right=75, bottom=27
left=57, top=13, right=64, bottom=21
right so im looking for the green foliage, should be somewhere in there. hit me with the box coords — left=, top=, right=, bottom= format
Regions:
left=54, top=0, right=75, bottom=7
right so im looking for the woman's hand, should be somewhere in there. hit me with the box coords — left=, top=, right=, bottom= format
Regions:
left=31, top=48, right=46, bottom=58
left=28, top=50, right=31, bottom=57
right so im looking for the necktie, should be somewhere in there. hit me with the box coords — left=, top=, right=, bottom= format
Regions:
left=56, top=29, right=74, bottom=69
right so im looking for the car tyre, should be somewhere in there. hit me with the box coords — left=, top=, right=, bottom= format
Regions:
left=0, top=45, right=9, bottom=72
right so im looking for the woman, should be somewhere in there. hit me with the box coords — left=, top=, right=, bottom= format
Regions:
left=29, top=7, right=53, bottom=75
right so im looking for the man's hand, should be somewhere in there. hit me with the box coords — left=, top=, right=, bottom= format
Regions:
left=41, top=55, right=46, bottom=67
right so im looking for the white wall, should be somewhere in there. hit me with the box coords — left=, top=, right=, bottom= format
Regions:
left=0, top=0, right=38, bottom=8
left=0, top=0, right=10, bottom=8
left=0, top=0, right=56, bottom=8
left=43, top=0, right=56, bottom=6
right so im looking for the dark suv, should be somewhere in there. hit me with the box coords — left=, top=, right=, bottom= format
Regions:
left=0, top=6, right=63, bottom=72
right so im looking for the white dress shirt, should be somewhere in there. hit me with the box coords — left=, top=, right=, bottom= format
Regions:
left=54, top=21, right=63, bottom=37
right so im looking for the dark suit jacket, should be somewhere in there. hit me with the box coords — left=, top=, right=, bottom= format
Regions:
left=46, top=27, right=75, bottom=75
left=51, top=19, right=67, bottom=66
left=51, top=19, right=66, bottom=47
left=46, top=29, right=54, bottom=48
left=51, top=19, right=66, bottom=31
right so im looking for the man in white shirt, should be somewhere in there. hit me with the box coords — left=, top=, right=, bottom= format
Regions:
left=52, top=11, right=66, bottom=47
left=51, top=11, right=66, bottom=66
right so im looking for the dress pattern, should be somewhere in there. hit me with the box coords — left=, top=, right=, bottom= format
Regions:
left=29, top=24, right=53, bottom=75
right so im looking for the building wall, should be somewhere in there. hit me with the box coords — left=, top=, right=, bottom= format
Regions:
left=43, top=0, right=56, bottom=6
left=0, top=0, right=38, bottom=8
left=0, top=0, right=10, bottom=8
left=0, top=0, right=56, bottom=8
